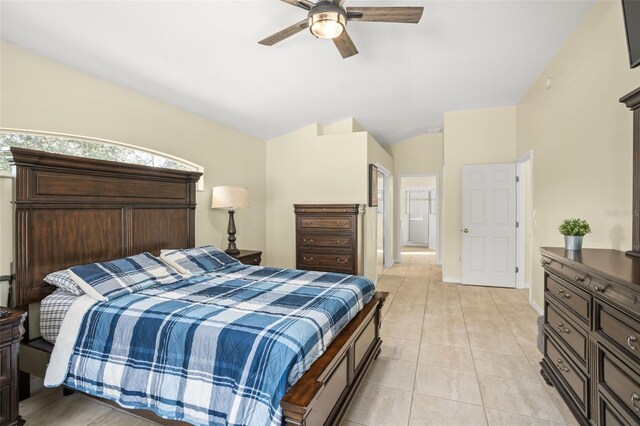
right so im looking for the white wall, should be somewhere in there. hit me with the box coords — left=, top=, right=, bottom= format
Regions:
left=516, top=0, right=640, bottom=309
left=442, top=106, right=517, bottom=282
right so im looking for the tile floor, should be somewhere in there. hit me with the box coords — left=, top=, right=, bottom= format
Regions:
left=342, top=246, right=577, bottom=426
left=20, top=247, right=577, bottom=425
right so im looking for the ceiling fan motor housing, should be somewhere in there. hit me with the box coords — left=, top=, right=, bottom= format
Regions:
left=308, top=1, right=347, bottom=39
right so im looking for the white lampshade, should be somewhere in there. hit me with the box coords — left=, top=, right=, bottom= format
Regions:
left=211, top=186, right=250, bottom=210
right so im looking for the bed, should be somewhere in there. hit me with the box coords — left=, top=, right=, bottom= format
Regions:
left=8, top=147, right=387, bottom=426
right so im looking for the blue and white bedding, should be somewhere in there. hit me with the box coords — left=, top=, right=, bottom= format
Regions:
left=45, top=263, right=375, bottom=426
left=160, top=245, right=240, bottom=276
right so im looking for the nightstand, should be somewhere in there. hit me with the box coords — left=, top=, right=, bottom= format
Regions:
left=0, top=308, right=26, bottom=426
left=231, top=250, right=262, bottom=266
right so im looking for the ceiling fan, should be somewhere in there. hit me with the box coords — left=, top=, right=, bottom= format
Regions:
left=258, top=0, right=424, bottom=59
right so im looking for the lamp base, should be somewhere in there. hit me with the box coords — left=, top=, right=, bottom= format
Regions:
left=225, top=209, right=240, bottom=255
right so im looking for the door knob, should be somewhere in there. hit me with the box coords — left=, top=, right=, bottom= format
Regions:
left=462, top=228, right=469, bottom=233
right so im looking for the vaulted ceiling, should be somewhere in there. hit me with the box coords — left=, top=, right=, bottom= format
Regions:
left=0, top=0, right=594, bottom=145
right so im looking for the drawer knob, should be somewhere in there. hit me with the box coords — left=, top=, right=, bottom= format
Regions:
left=557, top=322, right=570, bottom=334
left=303, top=257, right=314, bottom=262
left=574, top=275, right=586, bottom=283
left=631, top=392, right=640, bottom=413
left=541, top=258, right=551, bottom=266
left=303, top=239, right=314, bottom=243
left=592, top=284, right=605, bottom=293
left=557, top=289, right=572, bottom=300
left=336, top=221, right=347, bottom=226
left=336, top=258, right=348, bottom=264
left=628, top=335, right=638, bottom=351
left=339, top=240, right=348, bottom=245
left=556, top=359, right=570, bottom=373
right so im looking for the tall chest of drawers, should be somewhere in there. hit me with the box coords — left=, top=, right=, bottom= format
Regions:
left=540, top=248, right=640, bottom=426
left=294, top=204, right=364, bottom=275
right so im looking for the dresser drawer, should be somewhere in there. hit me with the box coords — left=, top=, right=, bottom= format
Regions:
left=592, top=281, right=640, bottom=322
left=0, top=385, right=9, bottom=424
left=600, top=349, right=640, bottom=422
left=299, top=234, right=353, bottom=250
left=297, top=216, right=354, bottom=231
left=545, top=333, right=589, bottom=413
left=0, top=347, right=9, bottom=388
left=542, top=255, right=592, bottom=288
left=546, top=301, right=588, bottom=365
left=597, top=302, right=640, bottom=364
left=546, top=274, right=591, bottom=324
left=298, top=253, right=353, bottom=272
left=599, top=392, right=632, bottom=426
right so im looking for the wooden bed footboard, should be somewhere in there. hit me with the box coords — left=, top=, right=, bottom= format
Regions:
left=281, top=291, right=387, bottom=426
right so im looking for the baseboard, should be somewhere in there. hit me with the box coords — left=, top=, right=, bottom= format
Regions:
left=529, top=298, right=544, bottom=315
left=442, top=276, right=461, bottom=284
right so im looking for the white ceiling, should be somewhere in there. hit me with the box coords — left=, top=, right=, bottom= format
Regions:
left=0, top=0, right=594, bottom=145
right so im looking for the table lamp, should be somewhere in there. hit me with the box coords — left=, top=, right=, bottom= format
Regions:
left=211, top=186, right=250, bottom=254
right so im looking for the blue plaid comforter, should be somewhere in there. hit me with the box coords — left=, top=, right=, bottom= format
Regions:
left=54, top=264, right=375, bottom=425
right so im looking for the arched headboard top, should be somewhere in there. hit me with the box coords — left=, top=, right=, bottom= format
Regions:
left=7, top=147, right=202, bottom=308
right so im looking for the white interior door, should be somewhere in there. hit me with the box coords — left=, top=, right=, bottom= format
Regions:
left=462, top=163, right=516, bottom=287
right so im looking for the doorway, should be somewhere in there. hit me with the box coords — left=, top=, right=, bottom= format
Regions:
left=397, top=174, right=440, bottom=265
left=376, top=164, right=392, bottom=281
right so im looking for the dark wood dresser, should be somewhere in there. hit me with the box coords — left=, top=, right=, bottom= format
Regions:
left=294, top=204, right=364, bottom=275
left=0, top=309, right=26, bottom=426
left=540, top=247, right=640, bottom=426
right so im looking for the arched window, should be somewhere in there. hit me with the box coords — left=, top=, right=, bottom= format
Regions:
left=0, top=129, right=204, bottom=190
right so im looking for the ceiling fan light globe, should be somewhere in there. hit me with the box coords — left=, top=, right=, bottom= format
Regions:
left=309, top=11, right=346, bottom=39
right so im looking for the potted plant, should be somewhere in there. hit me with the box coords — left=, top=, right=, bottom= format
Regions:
left=558, top=218, right=591, bottom=251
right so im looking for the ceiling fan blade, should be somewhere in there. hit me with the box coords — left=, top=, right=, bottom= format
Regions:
left=280, top=0, right=315, bottom=10
left=333, top=30, right=358, bottom=59
left=347, top=7, right=424, bottom=23
left=259, top=19, right=310, bottom=46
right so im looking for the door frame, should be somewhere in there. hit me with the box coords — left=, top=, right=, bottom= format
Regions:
left=396, top=173, right=440, bottom=265
left=375, top=163, right=393, bottom=271
left=516, top=150, right=534, bottom=292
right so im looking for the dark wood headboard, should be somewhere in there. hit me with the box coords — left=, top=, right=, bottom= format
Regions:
left=7, top=147, right=202, bottom=308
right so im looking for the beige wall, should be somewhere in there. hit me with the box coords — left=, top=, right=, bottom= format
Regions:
left=265, top=123, right=367, bottom=271
left=442, top=106, right=517, bottom=282
left=0, top=42, right=267, bottom=278
left=516, top=0, right=640, bottom=309
left=387, top=133, right=443, bottom=261
left=366, top=134, right=394, bottom=280
left=265, top=123, right=392, bottom=282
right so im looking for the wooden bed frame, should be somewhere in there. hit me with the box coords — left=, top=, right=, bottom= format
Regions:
left=7, top=147, right=387, bottom=426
